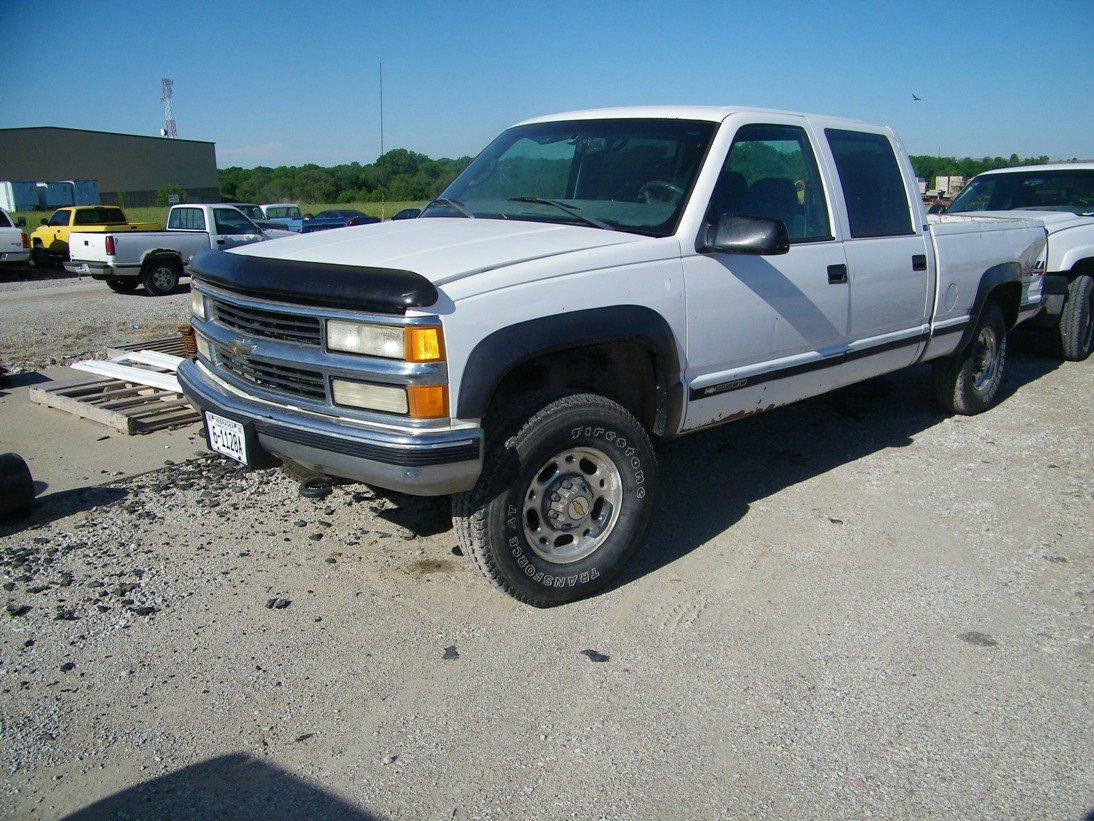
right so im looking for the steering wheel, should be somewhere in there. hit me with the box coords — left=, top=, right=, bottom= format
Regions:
left=637, top=180, right=685, bottom=205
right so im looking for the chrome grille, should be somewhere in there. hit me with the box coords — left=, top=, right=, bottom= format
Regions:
left=209, top=299, right=322, bottom=346
left=215, top=344, right=327, bottom=401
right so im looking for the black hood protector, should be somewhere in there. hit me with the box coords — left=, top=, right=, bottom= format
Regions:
left=188, top=250, right=438, bottom=314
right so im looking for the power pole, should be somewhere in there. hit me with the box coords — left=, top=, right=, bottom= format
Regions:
left=379, top=62, right=385, bottom=219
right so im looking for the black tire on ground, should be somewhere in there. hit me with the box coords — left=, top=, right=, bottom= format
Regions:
left=0, top=452, right=35, bottom=520
left=141, top=259, right=181, bottom=296
left=1057, top=274, right=1093, bottom=362
left=30, top=247, right=51, bottom=267
left=933, top=300, right=1008, bottom=415
left=105, top=278, right=139, bottom=293
left=453, top=392, right=656, bottom=607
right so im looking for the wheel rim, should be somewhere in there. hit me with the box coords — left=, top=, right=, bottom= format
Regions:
left=151, top=266, right=175, bottom=291
left=522, top=445, right=623, bottom=564
left=971, top=326, right=999, bottom=391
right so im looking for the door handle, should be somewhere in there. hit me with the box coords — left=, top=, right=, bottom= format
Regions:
left=912, top=254, right=927, bottom=271
left=827, top=263, right=848, bottom=284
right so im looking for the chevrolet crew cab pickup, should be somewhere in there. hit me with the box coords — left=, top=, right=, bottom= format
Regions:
left=65, top=204, right=294, bottom=295
left=179, top=106, right=1047, bottom=606
left=946, top=163, right=1093, bottom=360
left=29, top=205, right=158, bottom=267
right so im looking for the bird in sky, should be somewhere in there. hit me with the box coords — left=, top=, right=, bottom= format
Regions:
left=912, top=93, right=923, bottom=101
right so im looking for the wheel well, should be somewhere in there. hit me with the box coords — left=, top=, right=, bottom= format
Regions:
left=485, top=341, right=660, bottom=435
left=986, top=281, right=1021, bottom=328
left=1068, top=257, right=1094, bottom=278
left=31, top=238, right=42, bottom=247
left=141, top=253, right=183, bottom=272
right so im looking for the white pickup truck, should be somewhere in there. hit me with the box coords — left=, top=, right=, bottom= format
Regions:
left=178, top=106, right=1046, bottom=605
left=0, top=207, right=30, bottom=266
left=64, top=204, right=294, bottom=295
left=946, top=163, right=1093, bottom=360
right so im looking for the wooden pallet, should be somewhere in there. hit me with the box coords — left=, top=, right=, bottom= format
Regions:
left=28, top=376, right=200, bottom=434
left=106, top=335, right=190, bottom=360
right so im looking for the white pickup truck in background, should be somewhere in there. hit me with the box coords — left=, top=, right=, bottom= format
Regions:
left=0, top=207, right=30, bottom=266
left=946, top=163, right=1093, bottom=360
left=64, top=204, right=294, bottom=295
left=179, top=106, right=1047, bottom=605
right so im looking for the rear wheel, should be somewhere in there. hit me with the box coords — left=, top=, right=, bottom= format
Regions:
left=105, top=278, right=138, bottom=293
left=142, top=260, right=180, bottom=296
left=932, top=300, right=1008, bottom=415
left=453, top=392, right=656, bottom=606
left=1058, top=274, right=1093, bottom=361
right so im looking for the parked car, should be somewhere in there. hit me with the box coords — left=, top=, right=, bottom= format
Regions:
left=261, top=203, right=304, bottom=231
left=64, top=204, right=293, bottom=295
left=945, top=163, right=1093, bottom=360
left=0, top=207, right=30, bottom=266
left=221, top=202, right=287, bottom=232
left=391, top=208, right=422, bottom=220
left=29, top=205, right=158, bottom=266
left=294, top=209, right=381, bottom=233
left=179, top=106, right=1046, bottom=605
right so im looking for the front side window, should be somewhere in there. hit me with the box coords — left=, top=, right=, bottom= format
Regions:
left=427, top=118, right=717, bottom=236
left=214, top=209, right=256, bottom=235
left=0, top=211, right=10, bottom=228
left=48, top=210, right=71, bottom=226
left=706, top=123, right=831, bottom=242
left=825, top=129, right=913, bottom=238
left=169, top=207, right=205, bottom=231
left=948, top=169, right=1094, bottom=215
left=266, top=206, right=301, bottom=219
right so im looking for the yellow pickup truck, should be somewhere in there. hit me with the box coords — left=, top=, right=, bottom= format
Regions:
left=29, top=206, right=158, bottom=266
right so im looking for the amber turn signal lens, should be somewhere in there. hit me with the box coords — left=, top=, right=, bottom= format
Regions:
left=407, top=384, right=448, bottom=419
left=404, top=326, right=445, bottom=362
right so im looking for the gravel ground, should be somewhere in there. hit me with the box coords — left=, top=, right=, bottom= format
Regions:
left=0, top=277, right=190, bottom=371
left=0, top=306, right=1090, bottom=816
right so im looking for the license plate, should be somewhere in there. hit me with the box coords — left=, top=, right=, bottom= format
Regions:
left=206, top=412, right=248, bottom=464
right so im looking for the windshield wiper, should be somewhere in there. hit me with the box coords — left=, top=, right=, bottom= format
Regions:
left=425, top=197, right=476, bottom=219
left=508, top=197, right=614, bottom=231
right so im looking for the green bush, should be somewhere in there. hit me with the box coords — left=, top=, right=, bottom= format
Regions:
left=154, top=184, right=188, bottom=207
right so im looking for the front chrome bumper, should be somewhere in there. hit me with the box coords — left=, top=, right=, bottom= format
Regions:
left=178, top=359, right=483, bottom=495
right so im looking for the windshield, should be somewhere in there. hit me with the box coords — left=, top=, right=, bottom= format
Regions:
left=234, top=205, right=263, bottom=219
left=948, top=169, right=1094, bottom=215
left=424, top=118, right=717, bottom=236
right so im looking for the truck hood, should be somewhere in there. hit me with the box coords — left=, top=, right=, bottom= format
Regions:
left=230, top=218, right=644, bottom=286
left=962, top=209, right=1092, bottom=233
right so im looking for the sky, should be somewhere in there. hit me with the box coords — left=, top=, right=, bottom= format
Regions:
left=1, top=0, right=1091, bottom=168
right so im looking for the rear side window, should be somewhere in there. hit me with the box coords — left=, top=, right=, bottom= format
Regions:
left=825, top=129, right=913, bottom=238
left=73, top=207, right=126, bottom=225
left=168, top=208, right=206, bottom=231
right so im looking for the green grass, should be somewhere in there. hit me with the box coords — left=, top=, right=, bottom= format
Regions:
left=11, top=200, right=425, bottom=232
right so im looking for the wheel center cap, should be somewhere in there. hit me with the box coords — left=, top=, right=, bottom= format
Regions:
left=567, top=498, right=589, bottom=519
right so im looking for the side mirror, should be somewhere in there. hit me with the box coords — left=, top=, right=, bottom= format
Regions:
left=15, top=217, right=25, bottom=227
left=927, top=203, right=946, bottom=215
left=40, top=218, right=48, bottom=225
left=699, top=214, right=789, bottom=255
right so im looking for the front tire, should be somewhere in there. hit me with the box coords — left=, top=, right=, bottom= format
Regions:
left=142, top=260, right=180, bottom=296
left=30, top=247, right=52, bottom=268
left=105, top=278, right=138, bottom=293
left=1058, top=275, right=1093, bottom=361
left=453, top=393, right=656, bottom=606
left=933, top=300, right=1008, bottom=415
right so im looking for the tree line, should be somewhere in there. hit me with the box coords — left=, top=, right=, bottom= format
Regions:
left=215, top=147, right=1069, bottom=204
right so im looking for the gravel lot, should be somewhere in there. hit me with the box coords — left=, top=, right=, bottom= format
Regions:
left=0, top=281, right=1091, bottom=818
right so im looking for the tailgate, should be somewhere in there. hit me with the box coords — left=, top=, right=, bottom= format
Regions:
left=67, top=232, right=112, bottom=262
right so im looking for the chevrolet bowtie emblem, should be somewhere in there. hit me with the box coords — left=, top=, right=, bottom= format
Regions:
left=225, top=338, right=256, bottom=358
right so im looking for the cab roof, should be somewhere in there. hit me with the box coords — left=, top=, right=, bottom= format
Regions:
left=515, top=105, right=885, bottom=131
left=976, top=162, right=1094, bottom=176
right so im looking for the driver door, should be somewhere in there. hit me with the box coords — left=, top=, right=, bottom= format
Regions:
left=213, top=208, right=262, bottom=249
left=681, top=115, right=850, bottom=431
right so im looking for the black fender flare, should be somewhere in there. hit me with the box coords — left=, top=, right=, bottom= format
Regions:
left=456, top=305, right=684, bottom=437
left=953, top=261, right=1023, bottom=352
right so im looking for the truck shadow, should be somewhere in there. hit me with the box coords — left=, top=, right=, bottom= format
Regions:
left=62, top=752, right=376, bottom=820
left=0, top=485, right=128, bottom=536
left=616, top=339, right=1063, bottom=588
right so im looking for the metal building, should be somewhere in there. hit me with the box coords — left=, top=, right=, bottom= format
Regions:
left=0, top=127, right=219, bottom=207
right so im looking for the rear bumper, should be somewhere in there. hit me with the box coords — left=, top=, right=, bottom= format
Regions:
left=177, top=359, right=483, bottom=496
left=0, top=250, right=30, bottom=263
left=63, top=260, right=139, bottom=279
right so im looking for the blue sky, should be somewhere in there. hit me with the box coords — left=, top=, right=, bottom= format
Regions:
left=1, top=1, right=1091, bottom=167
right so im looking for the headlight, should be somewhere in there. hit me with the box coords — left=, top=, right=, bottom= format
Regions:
left=331, top=378, right=408, bottom=414
left=326, top=320, right=444, bottom=362
left=190, top=291, right=206, bottom=320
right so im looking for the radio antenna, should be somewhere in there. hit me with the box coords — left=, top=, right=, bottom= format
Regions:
left=161, top=78, right=178, bottom=138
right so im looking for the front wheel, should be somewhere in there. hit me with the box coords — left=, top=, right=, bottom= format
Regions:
left=932, top=300, right=1008, bottom=415
left=142, top=260, right=180, bottom=296
left=1058, top=275, right=1093, bottom=361
left=453, top=393, right=657, bottom=606
left=30, top=247, right=52, bottom=268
